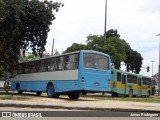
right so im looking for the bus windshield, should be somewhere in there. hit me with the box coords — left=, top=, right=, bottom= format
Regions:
left=83, top=53, right=109, bottom=70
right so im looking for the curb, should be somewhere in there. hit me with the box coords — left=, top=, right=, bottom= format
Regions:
left=0, top=103, right=160, bottom=113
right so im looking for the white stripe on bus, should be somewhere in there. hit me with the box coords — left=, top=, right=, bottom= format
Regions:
left=11, top=70, right=78, bottom=81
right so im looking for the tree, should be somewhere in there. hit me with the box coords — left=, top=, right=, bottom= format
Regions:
left=64, top=29, right=143, bottom=73
left=105, top=29, right=120, bottom=38
left=19, top=51, right=50, bottom=62
left=64, top=43, right=87, bottom=53
left=0, top=0, right=63, bottom=72
left=86, top=35, right=129, bottom=69
left=125, top=49, right=143, bottom=73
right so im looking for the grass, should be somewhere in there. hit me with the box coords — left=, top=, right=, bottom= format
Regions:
left=82, top=94, right=160, bottom=103
left=0, top=94, right=30, bottom=100
left=0, top=92, right=159, bottom=103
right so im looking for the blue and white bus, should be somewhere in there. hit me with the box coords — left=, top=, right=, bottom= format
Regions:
left=11, top=50, right=111, bottom=99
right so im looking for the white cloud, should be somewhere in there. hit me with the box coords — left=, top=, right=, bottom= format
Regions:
left=44, top=0, right=160, bottom=76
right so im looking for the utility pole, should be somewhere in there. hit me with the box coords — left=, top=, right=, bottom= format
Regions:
left=103, top=1, right=107, bottom=96
left=104, top=0, right=107, bottom=40
left=51, top=39, right=54, bottom=56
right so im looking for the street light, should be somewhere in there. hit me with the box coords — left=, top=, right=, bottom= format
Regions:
left=51, top=39, right=54, bottom=56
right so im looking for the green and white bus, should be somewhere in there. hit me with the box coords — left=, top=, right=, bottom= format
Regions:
left=111, top=69, right=153, bottom=97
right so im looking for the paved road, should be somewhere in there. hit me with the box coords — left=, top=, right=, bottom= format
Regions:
left=0, top=108, right=159, bottom=120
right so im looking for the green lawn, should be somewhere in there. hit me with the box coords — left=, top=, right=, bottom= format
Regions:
left=82, top=94, right=160, bottom=103
left=0, top=92, right=160, bottom=103
left=0, top=94, right=30, bottom=100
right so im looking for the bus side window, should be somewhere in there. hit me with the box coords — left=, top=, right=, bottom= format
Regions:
left=132, top=75, right=137, bottom=84
left=25, top=63, right=30, bottom=73
left=65, top=54, right=75, bottom=70
left=36, top=61, right=40, bottom=72
left=127, top=75, right=132, bottom=83
left=122, top=75, right=126, bottom=84
left=117, top=72, right=121, bottom=82
left=58, top=56, right=64, bottom=70
left=138, top=78, right=141, bottom=86
left=39, top=60, right=45, bottom=72
left=48, top=58, right=53, bottom=71
left=44, top=59, right=48, bottom=72
left=74, top=53, right=79, bottom=69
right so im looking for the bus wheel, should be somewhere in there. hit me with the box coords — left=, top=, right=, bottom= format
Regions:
left=128, top=90, right=133, bottom=97
left=36, top=92, right=42, bottom=96
left=111, top=92, right=118, bottom=97
left=16, top=84, right=23, bottom=94
left=46, top=83, right=60, bottom=98
left=68, top=91, right=80, bottom=100
left=133, top=95, right=136, bottom=97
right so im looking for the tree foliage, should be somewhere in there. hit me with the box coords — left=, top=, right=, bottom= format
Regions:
left=125, top=49, right=143, bottom=73
left=0, top=0, right=63, bottom=72
left=64, top=29, right=143, bottom=73
left=105, top=29, right=120, bottom=38
left=64, top=43, right=87, bottom=53
left=86, top=35, right=129, bottom=69
left=19, top=52, right=50, bottom=62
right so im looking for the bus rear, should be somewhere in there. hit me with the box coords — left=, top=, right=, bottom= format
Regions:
left=78, top=50, right=111, bottom=93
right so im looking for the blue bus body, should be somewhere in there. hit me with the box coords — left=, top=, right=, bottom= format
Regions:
left=11, top=50, right=111, bottom=99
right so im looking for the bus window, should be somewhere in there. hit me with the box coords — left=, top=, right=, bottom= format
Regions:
left=35, top=60, right=40, bottom=72
left=48, top=58, right=57, bottom=71
left=142, top=77, right=151, bottom=85
left=138, top=78, right=141, bottom=86
left=132, top=75, right=137, bottom=84
left=64, top=54, right=79, bottom=70
left=30, top=62, right=36, bottom=73
left=117, top=72, right=121, bottom=82
left=147, top=78, right=151, bottom=85
left=122, top=75, right=126, bottom=84
left=127, top=75, right=132, bottom=83
left=58, top=56, right=64, bottom=70
left=74, top=53, right=79, bottom=69
left=39, top=60, right=45, bottom=72
left=83, top=53, right=109, bottom=70
left=25, top=62, right=30, bottom=73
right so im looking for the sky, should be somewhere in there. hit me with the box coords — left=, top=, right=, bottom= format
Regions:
left=43, top=0, right=160, bottom=77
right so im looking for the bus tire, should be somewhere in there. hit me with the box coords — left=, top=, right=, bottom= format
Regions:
left=46, top=83, right=60, bottom=98
left=68, top=91, right=80, bottom=100
left=128, top=89, right=133, bottom=97
left=16, top=84, right=23, bottom=95
left=111, top=92, right=118, bottom=97
left=133, top=95, right=136, bottom=97
left=36, top=92, right=42, bottom=96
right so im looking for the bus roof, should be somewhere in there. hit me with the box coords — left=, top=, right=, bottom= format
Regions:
left=18, top=50, right=110, bottom=64
left=112, top=69, right=152, bottom=78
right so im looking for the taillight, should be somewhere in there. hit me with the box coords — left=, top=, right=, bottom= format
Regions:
left=82, top=77, right=85, bottom=83
left=82, top=79, right=84, bottom=83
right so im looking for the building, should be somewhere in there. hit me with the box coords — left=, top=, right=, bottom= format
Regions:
left=153, top=73, right=160, bottom=95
